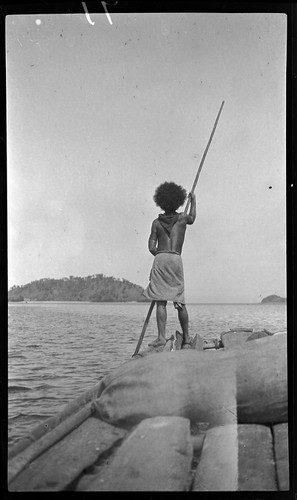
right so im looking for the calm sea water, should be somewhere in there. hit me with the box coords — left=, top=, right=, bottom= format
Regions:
left=8, top=301, right=287, bottom=447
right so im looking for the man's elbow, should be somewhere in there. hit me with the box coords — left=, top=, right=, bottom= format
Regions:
left=148, top=240, right=157, bottom=255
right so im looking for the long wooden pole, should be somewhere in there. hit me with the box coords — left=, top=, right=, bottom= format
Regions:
left=132, top=300, right=156, bottom=357
left=183, top=100, right=225, bottom=215
left=133, top=101, right=225, bottom=357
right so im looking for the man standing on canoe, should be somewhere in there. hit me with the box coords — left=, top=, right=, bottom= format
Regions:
left=143, top=182, right=196, bottom=348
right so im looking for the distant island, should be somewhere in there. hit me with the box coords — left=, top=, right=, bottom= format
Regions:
left=261, top=294, right=286, bottom=304
left=8, top=275, right=149, bottom=303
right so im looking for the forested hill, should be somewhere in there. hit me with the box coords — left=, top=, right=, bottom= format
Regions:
left=8, top=275, right=148, bottom=302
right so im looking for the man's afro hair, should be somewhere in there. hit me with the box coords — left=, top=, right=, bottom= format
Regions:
left=153, top=182, right=187, bottom=212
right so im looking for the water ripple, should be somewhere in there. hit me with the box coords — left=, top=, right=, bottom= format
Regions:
left=8, top=386, right=32, bottom=393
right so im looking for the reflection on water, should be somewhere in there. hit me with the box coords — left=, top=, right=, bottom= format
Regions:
left=8, top=301, right=286, bottom=446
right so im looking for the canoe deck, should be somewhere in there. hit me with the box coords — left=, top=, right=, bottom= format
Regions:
left=8, top=328, right=289, bottom=492
left=8, top=418, right=289, bottom=492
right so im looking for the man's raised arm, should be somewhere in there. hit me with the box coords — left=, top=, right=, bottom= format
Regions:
left=186, top=193, right=196, bottom=225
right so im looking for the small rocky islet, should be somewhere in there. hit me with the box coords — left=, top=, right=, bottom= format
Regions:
left=261, top=295, right=286, bottom=304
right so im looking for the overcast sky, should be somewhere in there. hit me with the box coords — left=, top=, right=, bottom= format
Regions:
left=7, top=12, right=287, bottom=303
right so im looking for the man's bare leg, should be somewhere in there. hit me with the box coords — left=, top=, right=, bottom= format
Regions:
left=148, top=301, right=167, bottom=346
left=178, top=305, right=191, bottom=346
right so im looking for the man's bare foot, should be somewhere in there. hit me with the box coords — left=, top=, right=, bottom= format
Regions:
left=148, top=338, right=166, bottom=347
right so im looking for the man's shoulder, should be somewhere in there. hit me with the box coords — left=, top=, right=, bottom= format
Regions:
left=151, top=218, right=160, bottom=230
left=177, top=212, right=188, bottom=223
left=152, top=218, right=159, bottom=224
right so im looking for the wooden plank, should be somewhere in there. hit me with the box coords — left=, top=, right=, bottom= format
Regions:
left=8, top=417, right=127, bottom=491
left=236, top=334, right=287, bottom=424
left=84, top=416, right=193, bottom=491
left=77, top=426, right=205, bottom=491
left=8, top=404, right=94, bottom=484
left=238, top=424, right=277, bottom=491
left=273, top=423, right=289, bottom=490
left=8, top=379, right=105, bottom=460
left=193, top=424, right=238, bottom=491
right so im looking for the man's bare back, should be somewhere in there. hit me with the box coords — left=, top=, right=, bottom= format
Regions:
left=148, top=194, right=196, bottom=256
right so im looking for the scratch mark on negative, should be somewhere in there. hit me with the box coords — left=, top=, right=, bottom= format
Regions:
left=82, top=2, right=95, bottom=25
